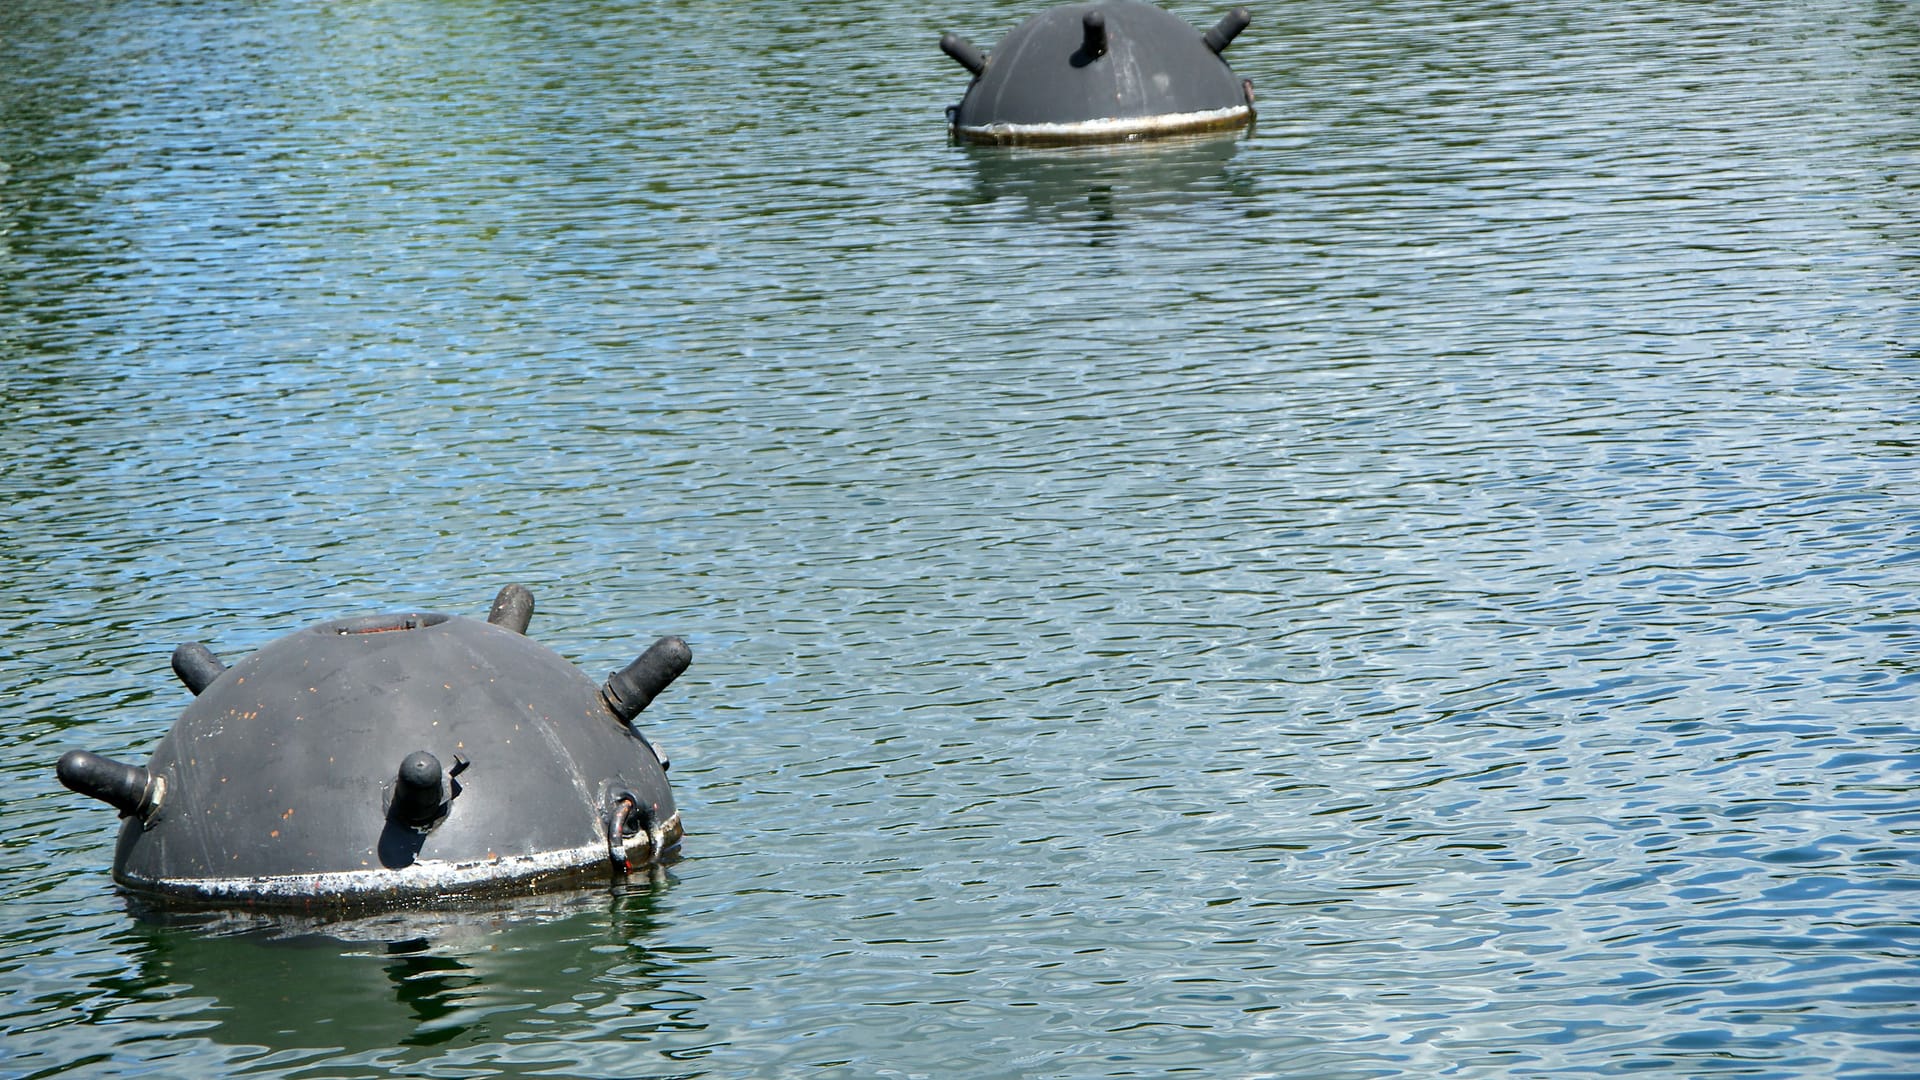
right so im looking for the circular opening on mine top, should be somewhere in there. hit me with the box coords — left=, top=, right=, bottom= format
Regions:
left=324, top=612, right=453, bottom=635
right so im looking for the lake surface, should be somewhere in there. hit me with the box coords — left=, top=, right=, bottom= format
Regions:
left=3, top=0, right=1918, bottom=1076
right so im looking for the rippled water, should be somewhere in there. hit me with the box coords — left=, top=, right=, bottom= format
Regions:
left=4, top=0, right=1918, bottom=1076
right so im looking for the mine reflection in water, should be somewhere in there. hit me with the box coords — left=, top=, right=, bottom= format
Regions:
left=113, top=881, right=697, bottom=1066
left=957, top=131, right=1258, bottom=221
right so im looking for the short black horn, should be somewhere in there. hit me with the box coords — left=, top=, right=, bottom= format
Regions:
left=941, top=32, right=986, bottom=76
left=603, top=636, right=691, bottom=723
left=171, top=641, right=226, bottom=695
left=487, top=583, right=535, bottom=634
left=57, top=750, right=163, bottom=820
left=1083, top=11, right=1108, bottom=59
left=1204, top=7, right=1251, bottom=53
left=391, top=751, right=448, bottom=828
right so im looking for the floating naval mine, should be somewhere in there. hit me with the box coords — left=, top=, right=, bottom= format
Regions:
left=55, top=585, right=688, bottom=910
left=941, top=0, right=1255, bottom=144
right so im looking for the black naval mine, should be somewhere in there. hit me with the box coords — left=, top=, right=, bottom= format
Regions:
left=55, top=585, right=689, bottom=910
left=941, top=0, right=1254, bottom=145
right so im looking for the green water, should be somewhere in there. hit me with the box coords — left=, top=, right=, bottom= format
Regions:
left=3, top=0, right=1918, bottom=1076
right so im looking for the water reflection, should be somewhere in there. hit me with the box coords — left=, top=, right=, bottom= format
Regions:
left=953, top=130, right=1257, bottom=225
left=5, top=0, right=1920, bottom=1076
left=113, top=877, right=701, bottom=1067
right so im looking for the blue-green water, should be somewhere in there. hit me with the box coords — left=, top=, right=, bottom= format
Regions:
left=4, top=0, right=1918, bottom=1076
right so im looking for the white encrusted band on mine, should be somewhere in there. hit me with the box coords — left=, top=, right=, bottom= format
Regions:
left=956, top=105, right=1252, bottom=145
left=125, top=812, right=682, bottom=904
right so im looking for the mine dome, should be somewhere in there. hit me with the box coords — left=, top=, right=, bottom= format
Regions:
left=942, top=1, right=1255, bottom=145
left=55, top=585, right=688, bottom=910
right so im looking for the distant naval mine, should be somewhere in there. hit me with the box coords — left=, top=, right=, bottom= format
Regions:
left=941, top=0, right=1255, bottom=144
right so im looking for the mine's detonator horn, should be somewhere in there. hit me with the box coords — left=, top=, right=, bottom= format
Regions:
left=488, top=583, right=535, bottom=634
left=171, top=642, right=226, bottom=695
left=941, top=32, right=987, bottom=76
left=603, top=636, right=692, bottom=723
left=57, top=750, right=164, bottom=821
left=1204, top=7, right=1251, bottom=54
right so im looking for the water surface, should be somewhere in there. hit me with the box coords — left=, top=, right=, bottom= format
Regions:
left=3, top=0, right=1918, bottom=1076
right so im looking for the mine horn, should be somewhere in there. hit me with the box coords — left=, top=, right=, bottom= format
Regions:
left=171, top=642, right=227, bottom=695
left=57, top=750, right=164, bottom=821
left=603, top=636, right=692, bottom=723
left=1204, top=7, right=1251, bottom=54
left=487, top=583, right=535, bottom=634
left=941, top=32, right=987, bottom=76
